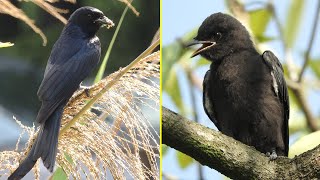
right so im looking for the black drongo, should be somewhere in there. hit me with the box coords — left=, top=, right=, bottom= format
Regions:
left=9, top=6, right=114, bottom=179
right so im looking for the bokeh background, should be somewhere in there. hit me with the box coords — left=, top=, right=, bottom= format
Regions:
left=0, top=0, right=159, bottom=177
left=162, top=0, right=320, bottom=179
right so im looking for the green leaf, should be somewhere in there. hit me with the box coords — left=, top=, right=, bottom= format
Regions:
left=289, top=130, right=320, bottom=158
left=164, top=68, right=185, bottom=112
left=284, top=0, right=305, bottom=48
left=162, top=144, right=169, bottom=156
left=52, top=167, right=67, bottom=180
left=249, top=9, right=272, bottom=37
left=64, top=152, right=74, bottom=164
left=94, top=5, right=129, bottom=83
left=288, top=88, right=299, bottom=110
left=176, top=151, right=194, bottom=169
left=181, top=28, right=198, bottom=42
left=309, top=59, right=320, bottom=78
left=162, top=42, right=183, bottom=86
left=288, top=108, right=308, bottom=134
left=0, top=42, right=14, bottom=48
left=162, top=28, right=198, bottom=85
left=51, top=151, right=73, bottom=179
left=255, top=35, right=276, bottom=43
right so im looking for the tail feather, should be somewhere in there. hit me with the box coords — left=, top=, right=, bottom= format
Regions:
left=34, top=105, right=63, bottom=171
left=8, top=105, right=64, bottom=180
left=8, top=143, right=38, bottom=180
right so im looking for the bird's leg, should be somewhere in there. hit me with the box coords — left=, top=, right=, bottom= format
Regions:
left=79, top=83, right=92, bottom=97
left=266, top=149, right=278, bottom=160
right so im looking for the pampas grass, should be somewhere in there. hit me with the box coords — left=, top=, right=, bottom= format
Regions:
left=0, top=50, right=160, bottom=179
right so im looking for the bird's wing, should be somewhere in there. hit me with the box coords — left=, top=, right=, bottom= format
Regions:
left=203, top=70, right=218, bottom=126
left=262, top=50, right=290, bottom=155
left=36, top=43, right=100, bottom=124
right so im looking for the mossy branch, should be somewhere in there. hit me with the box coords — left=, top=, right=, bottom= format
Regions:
left=162, top=107, right=320, bottom=179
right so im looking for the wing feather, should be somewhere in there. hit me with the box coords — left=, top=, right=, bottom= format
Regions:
left=203, top=70, right=218, bottom=126
left=262, top=50, right=290, bottom=155
left=36, top=41, right=100, bottom=123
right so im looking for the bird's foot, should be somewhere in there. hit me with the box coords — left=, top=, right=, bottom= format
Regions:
left=91, top=107, right=103, bottom=116
left=266, top=149, right=278, bottom=160
left=79, top=84, right=92, bottom=97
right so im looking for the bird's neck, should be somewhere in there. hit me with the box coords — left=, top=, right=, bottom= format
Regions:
left=210, top=47, right=259, bottom=67
left=63, top=23, right=97, bottom=39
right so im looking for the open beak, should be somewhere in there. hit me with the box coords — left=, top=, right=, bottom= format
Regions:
left=96, top=16, right=115, bottom=29
left=186, top=40, right=216, bottom=58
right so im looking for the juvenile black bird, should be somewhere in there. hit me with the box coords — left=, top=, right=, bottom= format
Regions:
left=188, top=13, right=289, bottom=159
left=9, top=6, right=114, bottom=179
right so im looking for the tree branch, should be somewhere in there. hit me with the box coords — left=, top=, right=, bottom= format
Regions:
left=162, top=107, right=320, bottom=179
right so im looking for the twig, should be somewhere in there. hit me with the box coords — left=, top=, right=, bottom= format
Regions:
left=285, top=79, right=301, bottom=90
left=31, top=0, right=68, bottom=24
left=268, top=1, right=298, bottom=81
left=0, top=0, right=47, bottom=45
left=162, top=172, right=179, bottom=180
left=118, top=0, right=140, bottom=16
left=190, top=72, right=203, bottom=91
left=150, top=28, right=160, bottom=50
left=185, top=67, right=204, bottom=180
left=298, top=1, right=320, bottom=82
left=269, top=1, right=318, bottom=131
left=291, top=89, right=318, bottom=131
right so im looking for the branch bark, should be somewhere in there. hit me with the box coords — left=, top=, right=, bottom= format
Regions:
left=162, top=107, right=320, bottom=179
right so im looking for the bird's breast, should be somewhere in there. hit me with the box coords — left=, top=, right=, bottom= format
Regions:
left=211, top=54, right=273, bottom=110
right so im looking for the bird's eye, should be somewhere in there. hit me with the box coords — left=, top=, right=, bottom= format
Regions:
left=215, top=32, right=222, bottom=40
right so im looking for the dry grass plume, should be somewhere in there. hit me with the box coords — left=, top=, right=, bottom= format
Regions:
left=0, top=51, right=160, bottom=179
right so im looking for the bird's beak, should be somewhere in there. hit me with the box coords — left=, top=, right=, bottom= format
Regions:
left=186, top=40, right=216, bottom=58
left=96, top=16, right=115, bottom=29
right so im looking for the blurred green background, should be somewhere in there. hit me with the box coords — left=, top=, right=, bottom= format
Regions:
left=162, top=0, right=320, bottom=179
left=0, top=0, right=159, bottom=126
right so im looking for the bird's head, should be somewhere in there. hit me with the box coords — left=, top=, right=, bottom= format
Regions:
left=68, top=6, right=114, bottom=37
left=187, top=12, right=253, bottom=62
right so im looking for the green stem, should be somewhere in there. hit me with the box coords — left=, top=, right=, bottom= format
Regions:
left=94, top=5, right=130, bottom=83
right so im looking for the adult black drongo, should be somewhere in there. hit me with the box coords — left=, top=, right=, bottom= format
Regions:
left=9, top=6, right=114, bottom=179
left=188, top=13, right=289, bottom=159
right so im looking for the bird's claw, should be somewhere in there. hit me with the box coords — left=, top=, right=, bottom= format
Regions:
left=79, top=85, right=92, bottom=97
left=84, top=89, right=90, bottom=97
left=266, top=149, right=278, bottom=160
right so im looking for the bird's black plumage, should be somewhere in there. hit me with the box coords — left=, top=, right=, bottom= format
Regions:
left=189, top=13, right=289, bottom=158
left=9, top=6, right=114, bottom=180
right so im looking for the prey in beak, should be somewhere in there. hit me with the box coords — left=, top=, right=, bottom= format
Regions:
left=95, top=16, right=115, bottom=29
left=186, top=40, right=216, bottom=58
